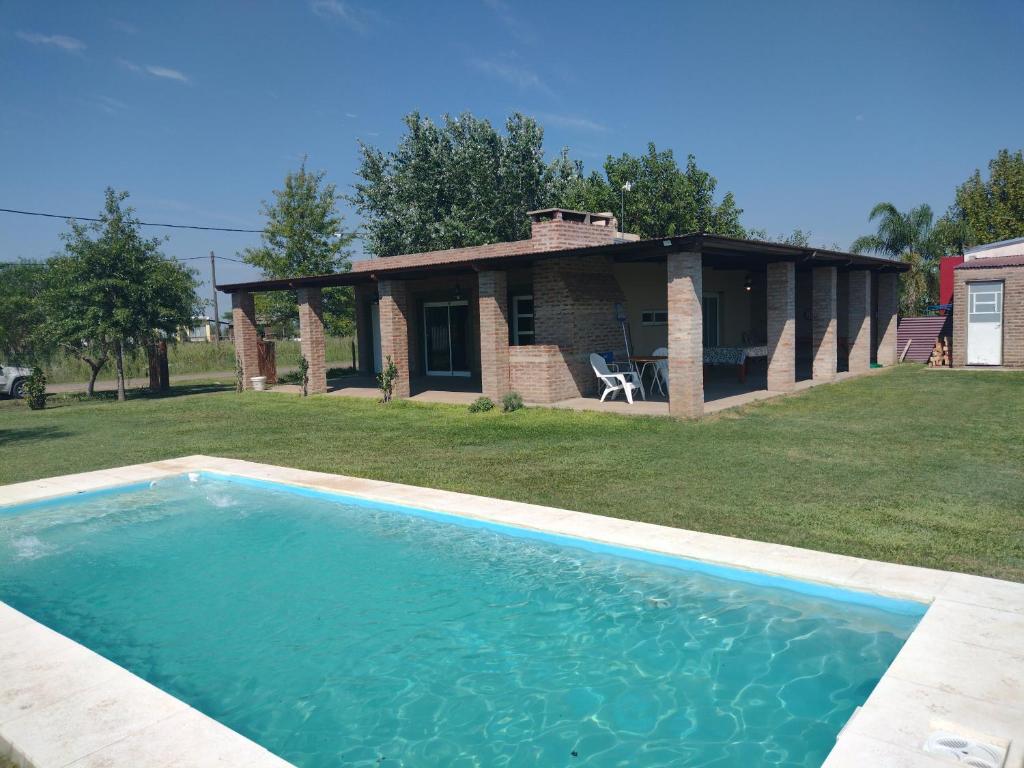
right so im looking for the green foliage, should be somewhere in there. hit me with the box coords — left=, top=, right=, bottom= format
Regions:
left=850, top=202, right=945, bottom=315
left=43, top=188, right=200, bottom=397
left=0, top=261, right=49, bottom=363
left=468, top=396, right=495, bottom=413
left=553, top=143, right=746, bottom=238
left=377, top=355, right=398, bottom=402
left=352, top=112, right=555, bottom=256
left=940, top=148, right=1024, bottom=249
left=501, top=391, right=524, bottom=413
left=298, top=355, right=309, bottom=397
left=746, top=228, right=813, bottom=247
left=241, top=161, right=356, bottom=336
left=24, top=367, right=46, bottom=410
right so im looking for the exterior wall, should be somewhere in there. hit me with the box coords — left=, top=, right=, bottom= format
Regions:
left=766, top=262, right=796, bottom=391
left=533, top=256, right=627, bottom=397
left=403, top=276, right=480, bottom=379
left=297, top=286, right=327, bottom=394
left=953, top=265, right=1024, bottom=367
left=377, top=279, right=411, bottom=398
left=847, top=270, right=872, bottom=373
left=509, top=345, right=579, bottom=403
left=667, top=251, right=703, bottom=419
left=477, top=270, right=511, bottom=399
left=231, top=291, right=259, bottom=389
left=811, top=266, right=838, bottom=380
left=875, top=273, right=899, bottom=367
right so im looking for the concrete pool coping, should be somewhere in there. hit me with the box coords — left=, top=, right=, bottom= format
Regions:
left=0, top=455, right=1020, bottom=768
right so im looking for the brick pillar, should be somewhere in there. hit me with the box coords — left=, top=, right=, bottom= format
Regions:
left=667, top=251, right=703, bottom=419
left=811, top=266, right=838, bottom=380
left=378, top=279, right=411, bottom=398
left=478, top=270, right=511, bottom=399
left=297, top=286, right=327, bottom=394
left=767, top=262, right=796, bottom=391
left=848, top=270, right=872, bottom=373
left=231, top=291, right=260, bottom=389
left=876, top=272, right=899, bottom=366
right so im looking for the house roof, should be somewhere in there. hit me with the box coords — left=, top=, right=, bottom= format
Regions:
left=956, top=254, right=1024, bottom=270
left=216, top=232, right=907, bottom=293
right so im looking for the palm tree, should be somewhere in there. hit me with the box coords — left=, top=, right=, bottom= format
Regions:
left=851, top=202, right=944, bottom=316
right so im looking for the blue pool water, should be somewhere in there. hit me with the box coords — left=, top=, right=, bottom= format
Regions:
left=0, top=475, right=922, bottom=767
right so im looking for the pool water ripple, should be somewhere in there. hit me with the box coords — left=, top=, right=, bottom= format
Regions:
left=0, top=476, right=920, bottom=767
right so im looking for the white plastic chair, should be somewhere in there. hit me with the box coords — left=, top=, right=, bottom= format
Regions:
left=590, top=353, right=645, bottom=404
left=652, top=346, right=669, bottom=396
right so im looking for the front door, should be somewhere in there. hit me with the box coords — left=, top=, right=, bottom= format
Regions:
left=424, top=301, right=471, bottom=377
left=967, top=281, right=1003, bottom=365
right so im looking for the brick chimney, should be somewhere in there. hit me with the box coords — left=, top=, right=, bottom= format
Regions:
left=527, top=208, right=638, bottom=251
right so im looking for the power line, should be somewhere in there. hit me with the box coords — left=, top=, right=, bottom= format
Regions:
left=0, top=207, right=265, bottom=233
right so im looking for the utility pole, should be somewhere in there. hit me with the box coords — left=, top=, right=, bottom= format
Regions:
left=209, top=250, right=221, bottom=343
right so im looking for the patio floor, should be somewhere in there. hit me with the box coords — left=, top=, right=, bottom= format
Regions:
left=268, top=365, right=885, bottom=415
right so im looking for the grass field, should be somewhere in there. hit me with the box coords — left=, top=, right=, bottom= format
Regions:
left=35, top=337, right=354, bottom=384
left=1, top=365, right=1021, bottom=581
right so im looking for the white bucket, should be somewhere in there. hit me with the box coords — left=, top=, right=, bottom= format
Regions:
left=251, top=376, right=267, bottom=391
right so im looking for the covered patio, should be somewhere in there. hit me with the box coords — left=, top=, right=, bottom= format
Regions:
left=218, top=210, right=905, bottom=418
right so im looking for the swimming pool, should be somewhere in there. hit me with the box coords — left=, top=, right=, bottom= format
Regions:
left=0, top=473, right=924, bottom=767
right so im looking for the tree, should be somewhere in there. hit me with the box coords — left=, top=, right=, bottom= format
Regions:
left=352, top=112, right=554, bottom=257
left=940, top=148, right=1024, bottom=250
left=44, top=188, right=200, bottom=399
left=0, top=260, right=49, bottom=363
left=241, top=162, right=355, bottom=336
left=745, top=228, right=813, bottom=247
left=552, top=143, right=746, bottom=238
left=851, top=202, right=945, bottom=315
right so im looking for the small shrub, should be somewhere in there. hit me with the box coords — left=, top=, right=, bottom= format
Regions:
left=25, top=367, right=47, bottom=410
left=299, top=356, right=310, bottom=397
left=501, top=391, right=524, bottom=413
left=468, top=396, right=495, bottom=413
left=377, top=355, right=398, bottom=402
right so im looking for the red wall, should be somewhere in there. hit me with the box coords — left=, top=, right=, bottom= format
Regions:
left=939, top=256, right=964, bottom=311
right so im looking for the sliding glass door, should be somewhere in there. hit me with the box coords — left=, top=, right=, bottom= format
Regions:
left=423, top=301, right=471, bottom=377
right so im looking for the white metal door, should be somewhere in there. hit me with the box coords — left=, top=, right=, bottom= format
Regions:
left=370, top=302, right=382, bottom=374
left=967, top=281, right=1003, bottom=365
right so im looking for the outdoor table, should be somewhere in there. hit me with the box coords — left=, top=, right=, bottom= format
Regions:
left=703, top=346, right=768, bottom=383
left=628, top=355, right=667, bottom=396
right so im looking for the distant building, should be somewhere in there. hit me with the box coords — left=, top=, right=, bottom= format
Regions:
left=952, top=236, right=1024, bottom=367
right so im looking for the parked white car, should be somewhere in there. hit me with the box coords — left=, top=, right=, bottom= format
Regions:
left=0, top=363, right=33, bottom=398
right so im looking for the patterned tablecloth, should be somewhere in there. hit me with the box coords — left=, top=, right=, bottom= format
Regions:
left=703, top=346, right=769, bottom=365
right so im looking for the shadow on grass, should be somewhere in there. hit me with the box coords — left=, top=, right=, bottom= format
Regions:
left=34, top=382, right=235, bottom=409
left=0, top=425, right=71, bottom=444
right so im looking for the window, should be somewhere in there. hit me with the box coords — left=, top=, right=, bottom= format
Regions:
left=641, top=309, right=668, bottom=325
left=512, top=295, right=535, bottom=345
left=702, top=294, right=720, bottom=347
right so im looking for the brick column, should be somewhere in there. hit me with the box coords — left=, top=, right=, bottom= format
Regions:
left=478, top=270, right=511, bottom=399
left=811, top=266, right=838, bottom=380
left=848, top=270, right=872, bottom=373
left=297, top=286, right=327, bottom=394
left=378, top=279, right=411, bottom=398
left=231, top=291, right=259, bottom=389
left=767, top=262, right=796, bottom=391
left=667, top=251, right=703, bottom=419
left=875, top=272, right=899, bottom=366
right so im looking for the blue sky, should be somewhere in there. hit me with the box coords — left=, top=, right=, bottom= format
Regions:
left=2, top=0, right=1023, bottom=307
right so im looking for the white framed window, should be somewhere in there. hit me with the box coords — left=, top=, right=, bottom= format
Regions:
left=512, top=294, right=535, bottom=345
left=641, top=309, right=668, bottom=326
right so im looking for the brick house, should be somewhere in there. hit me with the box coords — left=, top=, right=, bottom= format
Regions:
left=218, top=209, right=906, bottom=418
left=952, top=236, right=1024, bottom=368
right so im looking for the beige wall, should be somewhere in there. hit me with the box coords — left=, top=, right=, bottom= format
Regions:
left=612, top=262, right=756, bottom=353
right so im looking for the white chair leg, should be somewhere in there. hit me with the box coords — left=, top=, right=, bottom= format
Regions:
left=600, top=386, right=610, bottom=402
left=624, top=385, right=634, bottom=404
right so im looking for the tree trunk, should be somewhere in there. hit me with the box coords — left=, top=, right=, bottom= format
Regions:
left=115, top=341, right=127, bottom=402
left=146, top=342, right=161, bottom=391
left=158, top=340, right=170, bottom=391
left=82, top=355, right=107, bottom=397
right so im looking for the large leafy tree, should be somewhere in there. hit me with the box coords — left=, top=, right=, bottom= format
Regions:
left=0, top=260, right=49, bottom=363
left=242, top=162, right=355, bottom=336
left=939, top=148, right=1024, bottom=250
left=351, top=112, right=553, bottom=256
left=44, top=188, right=200, bottom=399
left=553, top=143, right=746, bottom=238
left=851, top=203, right=945, bottom=315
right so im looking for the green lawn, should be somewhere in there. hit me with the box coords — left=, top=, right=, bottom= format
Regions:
left=2, top=366, right=1021, bottom=581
